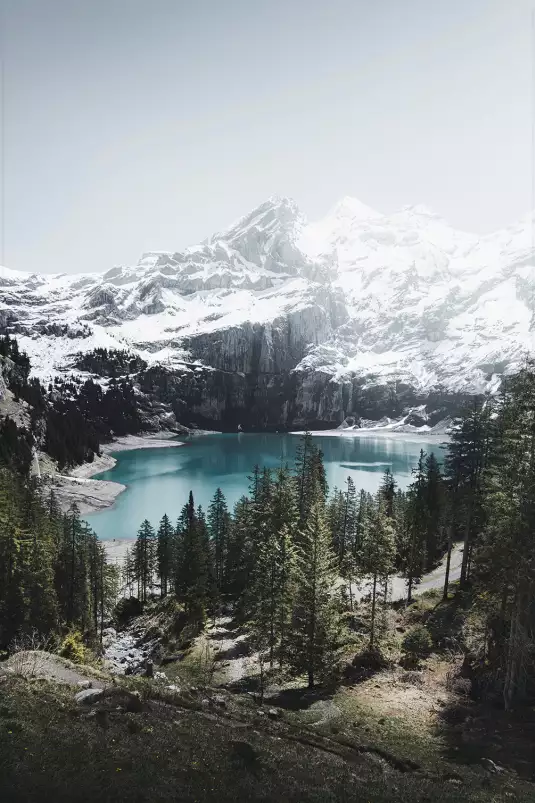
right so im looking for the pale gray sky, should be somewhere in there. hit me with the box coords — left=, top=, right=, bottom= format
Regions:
left=2, top=0, right=534, bottom=274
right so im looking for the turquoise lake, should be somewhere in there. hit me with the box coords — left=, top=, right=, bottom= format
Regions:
left=86, top=432, right=446, bottom=540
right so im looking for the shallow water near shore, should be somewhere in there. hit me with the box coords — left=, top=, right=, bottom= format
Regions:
left=86, top=432, right=445, bottom=540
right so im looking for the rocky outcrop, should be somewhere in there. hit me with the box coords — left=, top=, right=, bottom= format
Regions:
left=147, top=362, right=470, bottom=431
left=183, top=294, right=347, bottom=376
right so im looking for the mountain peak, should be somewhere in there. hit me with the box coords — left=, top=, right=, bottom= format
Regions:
left=329, top=196, right=379, bottom=221
left=212, top=196, right=303, bottom=246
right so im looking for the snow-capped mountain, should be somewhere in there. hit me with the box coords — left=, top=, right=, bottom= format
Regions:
left=1, top=195, right=534, bottom=426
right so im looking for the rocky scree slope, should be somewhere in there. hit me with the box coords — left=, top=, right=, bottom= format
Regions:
left=1, top=197, right=534, bottom=428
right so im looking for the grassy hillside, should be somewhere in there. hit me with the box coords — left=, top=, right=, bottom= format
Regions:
left=1, top=674, right=533, bottom=803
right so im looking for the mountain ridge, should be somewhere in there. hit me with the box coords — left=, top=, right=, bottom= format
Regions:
left=1, top=196, right=534, bottom=419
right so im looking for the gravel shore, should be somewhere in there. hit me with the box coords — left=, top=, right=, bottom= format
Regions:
left=47, top=433, right=185, bottom=513
left=70, top=433, right=185, bottom=480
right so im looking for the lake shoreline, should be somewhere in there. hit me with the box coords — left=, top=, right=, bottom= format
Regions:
left=70, top=432, right=187, bottom=480
left=46, top=433, right=188, bottom=516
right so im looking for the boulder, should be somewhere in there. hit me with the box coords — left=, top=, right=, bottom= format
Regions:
left=267, top=708, right=281, bottom=719
left=75, top=688, right=104, bottom=705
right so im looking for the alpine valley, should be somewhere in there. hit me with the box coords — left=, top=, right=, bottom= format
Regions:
left=2, top=196, right=534, bottom=430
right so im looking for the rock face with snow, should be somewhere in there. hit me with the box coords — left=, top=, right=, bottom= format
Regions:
left=1, top=196, right=535, bottom=427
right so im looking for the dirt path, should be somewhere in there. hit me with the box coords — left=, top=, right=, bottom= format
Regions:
left=351, top=543, right=464, bottom=603
left=2, top=651, right=107, bottom=688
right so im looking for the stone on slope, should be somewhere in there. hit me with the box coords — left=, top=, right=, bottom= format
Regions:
left=75, top=688, right=104, bottom=705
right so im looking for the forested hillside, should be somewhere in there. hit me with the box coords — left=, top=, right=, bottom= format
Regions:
left=0, top=334, right=146, bottom=470
left=0, top=335, right=124, bottom=653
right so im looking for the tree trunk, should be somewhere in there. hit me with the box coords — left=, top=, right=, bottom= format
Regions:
left=443, top=530, right=452, bottom=601
left=370, top=573, right=377, bottom=649
left=407, top=572, right=413, bottom=605
left=466, top=542, right=473, bottom=584
left=68, top=520, right=76, bottom=623
left=259, top=656, right=265, bottom=704
left=460, top=502, right=473, bottom=588
left=100, top=558, right=104, bottom=646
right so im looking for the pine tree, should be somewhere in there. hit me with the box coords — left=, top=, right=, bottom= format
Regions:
left=270, top=465, right=298, bottom=536
left=288, top=501, right=344, bottom=688
left=26, top=513, right=58, bottom=637
left=294, top=432, right=313, bottom=523
left=423, top=452, right=445, bottom=569
left=207, top=488, right=231, bottom=594
left=250, top=524, right=297, bottom=670
left=174, top=493, right=213, bottom=624
left=354, top=490, right=370, bottom=562
left=327, top=487, right=344, bottom=555
left=156, top=514, right=174, bottom=597
left=133, top=519, right=156, bottom=604
left=379, top=468, right=396, bottom=518
left=399, top=451, right=428, bottom=602
left=225, top=496, right=254, bottom=603
left=0, top=471, right=27, bottom=644
left=472, top=369, right=535, bottom=707
left=294, top=433, right=328, bottom=525
left=328, top=477, right=359, bottom=608
left=361, top=499, right=395, bottom=649
left=122, top=547, right=135, bottom=597
left=445, top=401, right=492, bottom=587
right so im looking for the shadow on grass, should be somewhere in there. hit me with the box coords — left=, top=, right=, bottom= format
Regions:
left=435, top=696, right=535, bottom=781
left=265, top=685, right=336, bottom=711
left=423, top=593, right=471, bottom=650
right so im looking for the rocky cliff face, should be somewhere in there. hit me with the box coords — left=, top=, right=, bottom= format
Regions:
left=183, top=295, right=346, bottom=377
left=1, top=195, right=533, bottom=428
left=142, top=363, right=471, bottom=432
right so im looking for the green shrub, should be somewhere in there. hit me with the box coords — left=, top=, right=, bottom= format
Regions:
left=401, top=625, right=433, bottom=661
left=59, top=631, right=88, bottom=664
left=351, top=647, right=389, bottom=671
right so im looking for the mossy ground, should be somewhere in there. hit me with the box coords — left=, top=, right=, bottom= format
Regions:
left=1, top=672, right=534, bottom=803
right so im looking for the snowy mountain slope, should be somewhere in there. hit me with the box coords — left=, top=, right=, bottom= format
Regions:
left=1, top=196, right=534, bottom=400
